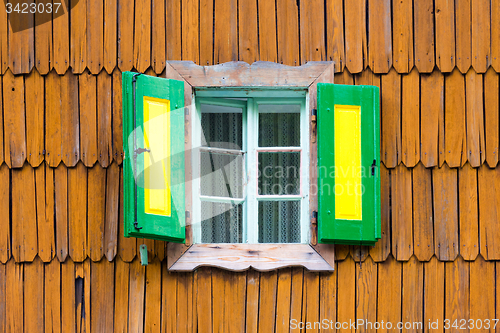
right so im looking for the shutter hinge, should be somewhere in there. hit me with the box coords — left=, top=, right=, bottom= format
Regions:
left=311, top=211, right=318, bottom=225
left=311, top=109, right=317, bottom=143
left=371, top=159, right=377, bottom=176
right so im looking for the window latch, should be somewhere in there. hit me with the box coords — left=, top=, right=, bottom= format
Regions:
left=134, top=147, right=150, bottom=155
left=371, top=159, right=377, bottom=176
left=134, top=221, right=143, bottom=230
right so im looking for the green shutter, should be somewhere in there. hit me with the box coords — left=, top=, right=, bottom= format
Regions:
left=122, top=72, right=185, bottom=242
left=317, top=83, right=381, bottom=246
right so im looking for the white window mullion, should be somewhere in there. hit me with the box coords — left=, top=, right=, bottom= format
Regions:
left=245, top=98, right=259, bottom=243
left=301, top=97, right=310, bottom=243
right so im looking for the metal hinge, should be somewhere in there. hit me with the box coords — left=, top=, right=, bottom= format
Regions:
left=311, top=211, right=318, bottom=225
left=311, top=109, right=317, bottom=143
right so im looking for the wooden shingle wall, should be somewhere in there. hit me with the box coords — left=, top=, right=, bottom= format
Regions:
left=0, top=0, right=500, bottom=331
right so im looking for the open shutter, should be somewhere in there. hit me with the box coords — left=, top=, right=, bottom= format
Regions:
left=317, top=83, right=381, bottom=246
left=122, top=72, right=185, bottom=242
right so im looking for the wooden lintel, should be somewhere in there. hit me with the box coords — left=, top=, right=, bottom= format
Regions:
left=166, top=61, right=334, bottom=88
left=169, top=244, right=334, bottom=272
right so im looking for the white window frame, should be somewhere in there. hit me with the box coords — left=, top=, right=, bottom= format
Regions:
left=192, top=93, right=309, bottom=244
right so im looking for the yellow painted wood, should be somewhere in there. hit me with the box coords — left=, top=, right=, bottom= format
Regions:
left=334, top=105, right=362, bottom=221
left=143, top=96, right=171, bottom=217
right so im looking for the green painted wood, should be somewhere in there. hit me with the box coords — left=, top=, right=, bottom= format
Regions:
left=122, top=72, right=185, bottom=243
left=317, top=83, right=381, bottom=245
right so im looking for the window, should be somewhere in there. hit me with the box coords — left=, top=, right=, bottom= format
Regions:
left=192, top=94, right=309, bottom=244
left=122, top=61, right=381, bottom=272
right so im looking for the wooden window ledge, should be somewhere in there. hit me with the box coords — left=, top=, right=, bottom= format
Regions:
left=168, top=244, right=334, bottom=272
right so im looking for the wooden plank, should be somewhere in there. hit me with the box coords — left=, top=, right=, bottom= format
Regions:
left=414, top=0, right=435, bottom=73
left=289, top=268, right=303, bottom=333
left=369, top=163, right=391, bottom=262
left=61, top=72, right=80, bottom=167
left=44, top=258, right=61, bottom=333
left=0, top=69, right=3, bottom=165
left=0, top=262, right=4, bottom=333
left=68, top=163, right=88, bottom=262
left=11, top=166, right=37, bottom=262
left=424, top=256, right=444, bottom=332
left=319, top=271, right=336, bottom=333
left=484, top=68, right=499, bottom=167
left=303, top=271, right=320, bottom=332
left=412, top=163, right=434, bottom=262
left=445, top=68, right=467, bottom=167
left=144, top=259, right=161, bottom=332
left=455, top=0, right=472, bottom=73
left=45, top=71, right=62, bottom=167
left=104, top=162, right=119, bottom=261
left=8, top=2, right=34, bottom=74
left=275, top=268, right=292, bottom=332
left=402, top=256, right=423, bottom=333
left=246, top=269, right=259, bottom=333
left=445, top=258, right=470, bottom=333
left=114, top=257, right=130, bottom=333
left=36, top=165, right=55, bottom=262
left=0, top=165, right=10, bottom=263
left=326, top=0, right=344, bottom=72
left=258, top=271, right=278, bottom=332
left=134, top=0, right=152, bottom=72
left=391, top=165, right=413, bottom=261
left=128, top=257, right=145, bottom=333
left=196, top=268, right=212, bottom=333
left=435, top=0, right=456, bottom=73
left=226, top=272, right=246, bottom=333
left=25, top=69, right=44, bottom=167
left=151, top=0, right=165, bottom=73
left=70, top=0, right=87, bottom=73
left=77, top=259, right=91, bottom=333
left=380, top=69, right=401, bottom=168
left=162, top=265, right=177, bottom=333
left=97, top=71, right=112, bottom=167
left=344, top=0, right=367, bottom=73
left=166, top=0, right=182, bottom=62
left=238, top=0, right=258, bottom=63
left=401, top=68, right=420, bottom=167
left=79, top=71, right=98, bottom=167
left=53, top=0, right=70, bottom=74
left=466, top=69, right=486, bottom=167
left=118, top=0, right=134, bottom=71
left=61, top=258, right=75, bottom=333
left=492, top=0, right=500, bottom=72
left=91, top=259, right=115, bottom=332
left=337, top=257, right=355, bottom=333
left=177, top=272, right=193, bottom=333
left=368, top=0, right=392, bottom=73
left=55, top=164, right=68, bottom=262
left=103, top=0, right=117, bottom=73
left=351, top=245, right=370, bottom=263
left=112, top=69, right=124, bottom=164
left=3, top=70, right=26, bottom=168
left=472, top=0, right=491, bottom=73
left=87, top=164, right=106, bottom=261
left=392, top=0, right=413, bottom=73
left=170, top=244, right=334, bottom=271
left=377, top=256, right=401, bottom=333
left=5, top=260, right=23, bottom=333
left=24, top=257, right=44, bottom=333
left=459, top=164, right=479, bottom=261
left=199, top=0, right=213, bottom=65
left=300, top=0, right=325, bottom=63
left=433, top=165, right=459, bottom=261
left=86, top=0, right=104, bottom=74
left=420, top=70, right=444, bottom=168
left=356, top=256, right=377, bottom=332
left=118, top=170, right=136, bottom=262
left=214, top=0, right=238, bottom=63
left=478, top=165, right=500, bottom=260
left=276, top=0, right=300, bottom=66
left=0, top=1, right=7, bottom=74
left=470, top=256, right=495, bottom=332
left=212, top=269, right=224, bottom=332
left=34, top=1, right=52, bottom=74
left=182, top=0, right=199, bottom=64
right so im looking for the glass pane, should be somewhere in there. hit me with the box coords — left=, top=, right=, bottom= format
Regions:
left=258, top=152, right=300, bottom=195
left=258, top=105, right=300, bottom=147
left=201, top=104, right=242, bottom=149
left=200, top=152, right=244, bottom=198
left=258, top=201, right=301, bottom=243
left=201, top=202, right=243, bottom=243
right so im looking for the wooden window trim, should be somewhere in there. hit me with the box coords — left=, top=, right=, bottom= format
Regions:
left=165, top=61, right=335, bottom=272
